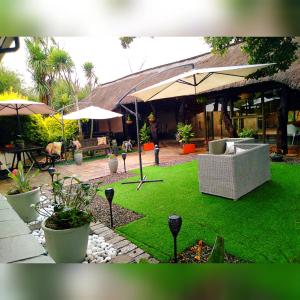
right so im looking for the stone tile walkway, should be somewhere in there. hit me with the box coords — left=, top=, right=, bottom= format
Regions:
left=90, top=222, right=159, bottom=264
left=0, top=195, right=54, bottom=263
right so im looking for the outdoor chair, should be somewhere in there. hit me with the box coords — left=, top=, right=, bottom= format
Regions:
left=287, top=124, right=300, bottom=145
left=198, top=142, right=270, bottom=200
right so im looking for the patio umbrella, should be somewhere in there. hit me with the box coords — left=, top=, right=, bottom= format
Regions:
left=63, top=105, right=122, bottom=138
left=131, top=64, right=274, bottom=101
left=0, top=99, right=55, bottom=135
left=122, top=63, right=273, bottom=190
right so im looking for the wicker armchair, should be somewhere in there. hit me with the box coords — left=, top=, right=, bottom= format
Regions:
left=198, top=143, right=270, bottom=200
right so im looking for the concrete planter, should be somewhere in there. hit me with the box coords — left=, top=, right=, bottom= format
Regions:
left=74, top=151, right=83, bottom=165
left=108, top=158, right=118, bottom=174
left=182, top=143, right=196, bottom=154
left=42, top=220, right=90, bottom=263
left=143, top=142, right=155, bottom=151
left=6, top=187, right=40, bottom=223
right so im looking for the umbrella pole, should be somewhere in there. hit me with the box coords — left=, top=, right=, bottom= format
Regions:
left=16, top=106, right=21, bottom=137
left=122, top=99, right=163, bottom=190
left=90, top=119, right=94, bottom=139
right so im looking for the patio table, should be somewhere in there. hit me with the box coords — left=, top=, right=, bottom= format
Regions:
left=0, top=145, right=44, bottom=170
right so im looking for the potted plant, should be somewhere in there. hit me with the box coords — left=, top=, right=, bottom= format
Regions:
left=125, top=115, right=133, bottom=125
left=176, top=123, right=195, bottom=154
left=140, top=123, right=154, bottom=151
left=74, top=149, right=83, bottom=165
left=5, top=162, right=40, bottom=222
left=35, top=175, right=99, bottom=263
left=107, top=153, right=118, bottom=174
left=238, top=128, right=258, bottom=139
left=148, top=112, right=156, bottom=123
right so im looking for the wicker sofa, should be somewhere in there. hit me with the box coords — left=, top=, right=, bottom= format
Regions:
left=198, top=140, right=270, bottom=200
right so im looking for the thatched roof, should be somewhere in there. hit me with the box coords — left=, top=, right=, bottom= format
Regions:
left=81, top=43, right=300, bottom=110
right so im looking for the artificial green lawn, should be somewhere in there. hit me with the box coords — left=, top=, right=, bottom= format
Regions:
left=100, top=161, right=300, bottom=262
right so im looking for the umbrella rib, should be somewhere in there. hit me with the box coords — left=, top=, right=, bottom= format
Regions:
left=147, top=81, right=178, bottom=101
left=195, top=73, right=213, bottom=86
left=213, top=72, right=245, bottom=78
left=176, top=79, right=195, bottom=87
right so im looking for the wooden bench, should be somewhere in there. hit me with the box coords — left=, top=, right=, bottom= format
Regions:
left=78, top=138, right=111, bottom=155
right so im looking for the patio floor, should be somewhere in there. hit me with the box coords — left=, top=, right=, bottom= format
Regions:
left=0, top=145, right=201, bottom=194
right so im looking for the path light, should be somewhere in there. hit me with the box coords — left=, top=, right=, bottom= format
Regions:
left=154, top=145, right=160, bottom=166
left=48, top=167, right=56, bottom=184
left=105, top=188, right=115, bottom=228
left=168, top=215, right=182, bottom=263
left=121, top=153, right=127, bottom=173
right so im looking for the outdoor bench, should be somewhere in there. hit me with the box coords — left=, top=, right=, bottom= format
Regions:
left=78, top=138, right=111, bottom=155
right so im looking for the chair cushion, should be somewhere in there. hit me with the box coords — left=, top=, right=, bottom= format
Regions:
left=235, top=147, right=246, bottom=154
left=72, top=140, right=82, bottom=150
left=97, top=137, right=107, bottom=145
left=45, top=143, right=54, bottom=154
left=52, top=142, right=62, bottom=156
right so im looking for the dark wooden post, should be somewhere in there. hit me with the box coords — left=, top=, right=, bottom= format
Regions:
left=277, top=87, right=289, bottom=154
left=261, top=92, right=266, bottom=143
left=221, top=97, right=238, bottom=138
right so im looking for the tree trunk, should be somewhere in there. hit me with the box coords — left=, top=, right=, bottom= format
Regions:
left=276, top=87, right=289, bottom=154
left=221, top=98, right=238, bottom=138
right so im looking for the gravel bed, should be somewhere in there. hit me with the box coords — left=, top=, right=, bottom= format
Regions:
left=174, top=240, right=250, bottom=264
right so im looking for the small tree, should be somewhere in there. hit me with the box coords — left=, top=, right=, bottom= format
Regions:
left=139, top=123, right=151, bottom=144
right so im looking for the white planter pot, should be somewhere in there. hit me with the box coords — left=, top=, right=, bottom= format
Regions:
left=42, top=220, right=90, bottom=263
left=6, top=187, right=40, bottom=222
left=74, top=152, right=83, bottom=165
left=108, top=158, right=118, bottom=174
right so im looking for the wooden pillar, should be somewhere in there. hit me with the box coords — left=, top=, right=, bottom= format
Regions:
left=221, top=97, right=238, bottom=138
left=261, top=92, right=266, bottom=143
left=276, top=87, right=289, bottom=154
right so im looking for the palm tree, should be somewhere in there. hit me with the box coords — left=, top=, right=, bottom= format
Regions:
left=25, top=38, right=55, bottom=105
left=48, top=47, right=82, bottom=135
left=83, top=61, right=98, bottom=91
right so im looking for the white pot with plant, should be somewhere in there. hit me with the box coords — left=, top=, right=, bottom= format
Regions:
left=5, top=162, right=40, bottom=223
left=107, top=153, right=118, bottom=174
left=35, top=175, right=100, bottom=263
left=74, top=150, right=83, bottom=165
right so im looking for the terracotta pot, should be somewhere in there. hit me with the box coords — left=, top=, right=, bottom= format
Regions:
left=143, top=142, right=155, bottom=151
left=182, top=143, right=196, bottom=154
left=126, top=120, right=133, bottom=125
left=148, top=118, right=156, bottom=123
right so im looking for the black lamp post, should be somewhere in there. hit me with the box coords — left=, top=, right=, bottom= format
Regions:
left=47, top=167, right=56, bottom=184
left=168, top=215, right=182, bottom=263
left=154, top=145, right=160, bottom=166
left=121, top=153, right=127, bottom=173
left=105, top=188, right=115, bottom=228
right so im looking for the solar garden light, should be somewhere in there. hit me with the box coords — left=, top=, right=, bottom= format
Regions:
left=154, top=145, right=160, bottom=166
left=121, top=153, right=127, bottom=173
left=168, top=215, right=182, bottom=263
left=105, top=188, right=115, bottom=228
left=47, top=167, right=56, bottom=184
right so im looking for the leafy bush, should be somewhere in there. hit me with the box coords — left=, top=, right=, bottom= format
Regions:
left=239, top=128, right=258, bottom=138
left=139, top=123, right=151, bottom=144
left=176, top=123, right=194, bottom=144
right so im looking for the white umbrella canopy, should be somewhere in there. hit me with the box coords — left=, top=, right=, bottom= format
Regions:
left=63, top=106, right=122, bottom=120
left=131, top=64, right=274, bottom=101
left=0, top=99, right=55, bottom=115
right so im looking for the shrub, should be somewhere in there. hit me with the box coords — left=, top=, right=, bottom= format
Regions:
left=139, top=123, right=151, bottom=144
left=239, top=128, right=258, bottom=138
left=176, top=123, right=194, bottom=144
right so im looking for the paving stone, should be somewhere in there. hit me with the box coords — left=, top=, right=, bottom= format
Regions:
left=119, top=243, right=137, bottom=255
left=0, top=208, right=20, bottom=222
left=0, top=199, right=10, bottom=210
left=110, top=254, right=132, bottom=264
left=93, top=226, right=112, bottom=235
left=134, top=253, right=151, bottom=263
left=0, top=220, right=30, bottom=239
left=103, top=232, right=117, bottom=241
left=94, top=228, right=114, bottom=237
left=90, top=222, right=105, bottom=230
left=105, top=235, right=125, bottom=245
left=113, top=239, right=131, bottom=250
left=17, top=255, right=55, bottom=263
left=127, top=248, right=144, bottom=258
left=0, top=234, right=46, bottom=263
